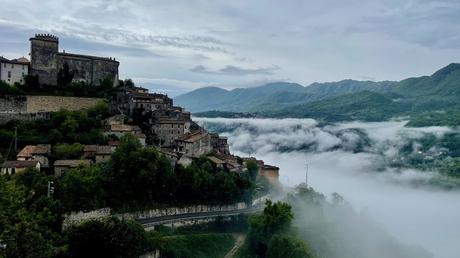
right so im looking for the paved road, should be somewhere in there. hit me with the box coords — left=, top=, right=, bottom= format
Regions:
left=137, top=206, right=262, bottom=228
left=224, top=234, right=246, bottom=258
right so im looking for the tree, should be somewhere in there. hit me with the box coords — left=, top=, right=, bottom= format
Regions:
left=246, top=160, right=258, bottom=182
left=53, top=143, right=84, bottom=160
left=57, top=165, right=105, bottom=212
left=57, top=62, right=74, bottom=87
left=267, top=234, right=313, bottom=258
left=66, top=217, right=146, bottom=258
left=247, top=200, right=294, bottom=257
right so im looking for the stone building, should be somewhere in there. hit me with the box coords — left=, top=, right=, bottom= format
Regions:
left=115, top=86, right=173, bottom=116
left=16, top=144, right=51, bottom=166
left=153, top=117, right=189, bottom=147
left=0, top=56, right=29, bottom=85
left=1, top=160, right=41, bottom=175
left=176, top=132, right=212, bottom=158
left=29, top=34, right=119, bottom=86
left=210, top=133, right=230, bottom=154
left=54, top=159, right=92, bottom=177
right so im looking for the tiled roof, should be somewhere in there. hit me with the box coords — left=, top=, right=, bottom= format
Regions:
left=84, top=145, right=98, bottom=152
left=208, top=156, right=225, bottom=165
left=54, top=160, right=91, bottom=167
left=108, top=140, right=120, bottom=146
left=17, top=145, right=51, bottom=157
left=96, top=146, right=112, bottom=155
left=1, top=160, right=39, bottom=168
left=110, top=124, right=135, bottom=132
left=181, top=132, right=208, bottom=143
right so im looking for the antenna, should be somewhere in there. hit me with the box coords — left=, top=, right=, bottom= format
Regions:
left=305, top=161, right=309, bottom=187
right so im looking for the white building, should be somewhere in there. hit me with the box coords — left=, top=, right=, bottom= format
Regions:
left=0, top=56, right=29, bottom=85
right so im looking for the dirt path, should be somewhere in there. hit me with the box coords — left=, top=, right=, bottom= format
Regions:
left=224, top=234, right=246, bottom=258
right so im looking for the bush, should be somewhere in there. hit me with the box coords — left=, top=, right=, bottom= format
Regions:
left=65, top=217, right=146, bottom=258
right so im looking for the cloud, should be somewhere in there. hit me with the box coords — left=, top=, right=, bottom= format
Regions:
left=190, top=64, right=280, bottom=76
left=195, top=117, right=460, bottom=258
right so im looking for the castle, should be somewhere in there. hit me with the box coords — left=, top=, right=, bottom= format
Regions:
left=0, top=34, right=119, bottom=86
left=29, top=34, right=119, bottom=86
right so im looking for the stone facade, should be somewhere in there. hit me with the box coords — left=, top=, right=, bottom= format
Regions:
left=0, top=56, right=29, bottom=85
left=26, top=95, right=103, bottom=112
left=0, top=95, right=102, bottom=124
left=29, top=34, right=119, bottom=86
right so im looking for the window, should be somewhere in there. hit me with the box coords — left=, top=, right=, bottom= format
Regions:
left=8, top=71, right=11, bottom=78
left=11, top=64, right=14, bottom=68
left=22, top=65, right=25, bottom=70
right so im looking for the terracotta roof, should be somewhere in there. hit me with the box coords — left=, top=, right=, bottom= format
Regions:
left=96, top=146, right=112, bottom=155
left=11, top=57, right=29, bottom=63
left=110, top=124, right=135, bottom=132
left=17, top=145, right=51, bottom=158
left=208, top=156, right=225, bottom=165
left=84, top=145, right=98, bottom=152
left=108, top=140, right=120, bottom=146
left=0, top=56, right=29, bottom=64
left=1, top=160, right=39, bottom=168
left=54, top=160, right=91, bottom=167
left=181, top=132, right=208, bottom=143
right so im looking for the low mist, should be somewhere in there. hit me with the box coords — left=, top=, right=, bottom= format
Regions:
left=195, top=117, right=460, bottom=258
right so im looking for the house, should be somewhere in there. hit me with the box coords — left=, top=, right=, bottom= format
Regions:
left=17, top=144, right=51, bottom=165
left=207, top=156, right=226, bottom=169
left=210, top=133, right=230, bottom=154
left=83, top=145, right=113, bottom=163
left=1, top=160, right=40, bottom=175
left=0, top=56, right=29, bottom=85
left=153, top=117, right=189, bottom=147
left=105, top=124, right=142, bottom=138
left=108, top=140, right=121, bottom=151
left=256, top=160, right=280, bottom=183
left=95, top=146, right=112, bottom=163
left=176, top=132, right=212, bottom=158
left=54, top=159, right=92, bottom=177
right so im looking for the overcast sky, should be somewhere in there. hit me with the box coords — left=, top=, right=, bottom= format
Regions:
left=1, top=0, right=460, bottom=96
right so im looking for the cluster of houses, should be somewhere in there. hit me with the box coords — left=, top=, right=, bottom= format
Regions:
left=0, top=84, right=280, bottom=183
left=0, top=48, right=279, bottom=183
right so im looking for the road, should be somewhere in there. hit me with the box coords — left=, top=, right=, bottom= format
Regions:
left=137, top=206, right=263, bottom=228
left=224, top=234, right=246, bottom=258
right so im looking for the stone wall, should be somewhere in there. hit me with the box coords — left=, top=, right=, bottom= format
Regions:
left=26, top=95, right=103, bottom=112
left=0, top=112, right=50, bottom=124
left=62, top=203, right=248, bottom=229
left=0, top=95, right=102, bottom=124
left=0, top=95, right=27, bottom=112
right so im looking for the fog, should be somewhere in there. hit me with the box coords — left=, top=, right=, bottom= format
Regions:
left=195, top=117, right=460, bottom=258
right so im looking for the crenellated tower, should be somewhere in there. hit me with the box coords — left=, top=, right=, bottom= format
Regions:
left=29, top=34, right=59, bottom=85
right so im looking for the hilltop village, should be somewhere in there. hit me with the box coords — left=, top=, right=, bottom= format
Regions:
left=0, top=34, right=279, bottom=184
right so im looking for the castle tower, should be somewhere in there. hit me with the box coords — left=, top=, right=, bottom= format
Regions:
left=29, top=34, right=59, bottom=85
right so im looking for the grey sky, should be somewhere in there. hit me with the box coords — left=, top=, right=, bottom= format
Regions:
left=1, top=0, right=459, bottom=96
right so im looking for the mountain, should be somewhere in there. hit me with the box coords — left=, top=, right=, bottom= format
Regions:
left=175, top=80, right=391, bottom=112
left=182, top=63, right=460, bottom=123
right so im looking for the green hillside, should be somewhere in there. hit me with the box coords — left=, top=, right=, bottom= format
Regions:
left=186, top=63, right=460, bottom=125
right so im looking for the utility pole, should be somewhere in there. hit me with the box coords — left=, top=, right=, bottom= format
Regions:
left=14, top=127, right=17, bottom=153
left=305, top=162, right=309, bottom=187
left=47, top=181, right=54, bottom=198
